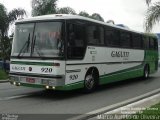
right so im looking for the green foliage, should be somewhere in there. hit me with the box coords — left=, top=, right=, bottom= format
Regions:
left=91, top=13, right=104, bottom=22
left=31, top=0, right=105, bottom=22
left=79, top=11, right=90, bottom=17
left=79, top=11, right=104, bottom=22
left=8, top=8, right=26, bottom=24
left=0, top=69, right=8, bottom=80
left=0, top=3, right=26, bottom=60
left=32, top=0, right=57, bottom=16
left=57, top=7, right=76, bottom=15
left=146, top=0, right=152, bottom=6
left=0, top=3, right=9, bottom=35
left=145, top=0, right=160, bottom=32
left=145, top=2, right=160, bottom=32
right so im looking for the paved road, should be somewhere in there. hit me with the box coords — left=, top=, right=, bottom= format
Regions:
left=0, top=69, right=160, bottom=119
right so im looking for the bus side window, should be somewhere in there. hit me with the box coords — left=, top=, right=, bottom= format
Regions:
left=149, top=37, right=155, bottom=50
left=67, top=22, right=86, bottom=59
left=149, top=37, right=158, bottom=50
left=87, top=25, right=97, bottom=45
left=143, top=36, right=149, bottom=50
left=120, top=31, right=131, bottom=48
left=105, top=27, right=120, bottom=47
left=132, top=33, right=142, bottom=49
left=154, top=38, right=158, bottom=50
left=87, top=25, right=104, bottom=46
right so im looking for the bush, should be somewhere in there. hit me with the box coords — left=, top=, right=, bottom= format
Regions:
left=0, top=69, right=8, bottom=80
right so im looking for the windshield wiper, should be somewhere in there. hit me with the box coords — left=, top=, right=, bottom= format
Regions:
left=17, top=33, right=30, bottom=58
left=31, top=35, right=43, bottom=58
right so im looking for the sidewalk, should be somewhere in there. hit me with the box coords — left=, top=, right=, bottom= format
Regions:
left=88, top=93, right=160, bottom=120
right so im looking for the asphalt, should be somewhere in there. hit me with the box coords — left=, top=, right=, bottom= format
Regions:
left=0, top=69, right=160, bottom=120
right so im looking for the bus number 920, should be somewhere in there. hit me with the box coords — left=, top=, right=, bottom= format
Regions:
left=41, top=68, right=53, bottom=73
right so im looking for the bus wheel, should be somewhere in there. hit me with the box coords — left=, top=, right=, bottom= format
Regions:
left=143, top=65, right=149, bottom=79
left=84, top=69, right=98, bottom=92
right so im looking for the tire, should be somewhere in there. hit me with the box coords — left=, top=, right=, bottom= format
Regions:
left=84, top=69, right=98, bottom=93
left=143, top=65, right=149, bottom=79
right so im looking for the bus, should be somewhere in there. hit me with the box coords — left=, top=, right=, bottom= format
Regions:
left=9, top=14, right=159, bottom=92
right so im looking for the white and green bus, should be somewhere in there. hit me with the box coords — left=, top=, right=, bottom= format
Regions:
left=9, top=14, right=158, bottom=92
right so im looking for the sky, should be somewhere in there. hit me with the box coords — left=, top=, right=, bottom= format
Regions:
left=0, top=0, right=160, bottom=33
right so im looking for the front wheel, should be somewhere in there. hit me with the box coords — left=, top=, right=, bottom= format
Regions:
left=84, top=70, right=98, bottom=92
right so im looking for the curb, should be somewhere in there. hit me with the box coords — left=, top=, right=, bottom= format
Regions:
left=0, top=80, right=9, bottom=83
left=89, top=93, right=160, bottom=120
left=68, top=88, right=160, bottom=120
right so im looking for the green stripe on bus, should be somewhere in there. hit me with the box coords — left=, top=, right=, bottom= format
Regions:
left=99, top=67, right=143, bottom=85
left=20, top=83, right=45, bottom=88
left=100, top=64, right=143, bottom=78
left=11, top=61, right=53, bottom=66
left=56, top=81, right=84, bottom=90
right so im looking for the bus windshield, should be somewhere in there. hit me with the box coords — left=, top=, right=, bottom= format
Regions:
left=11, top=22, right=64, bottom=58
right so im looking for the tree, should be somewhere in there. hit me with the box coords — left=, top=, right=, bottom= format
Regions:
left=145, top=0, right=160, bottom=32
left=146, top=0, right=152, bottom=6
left=91, top=13, right=104, bottom=22
left=79, top=11, right=105, bottom=22
left=57, top=7, right=76, bottom=14
left=0, top=3, right=26, bottom=60
left=32, top=0, right=57, bottom=16
left=79, top=11, right=90, bottom=17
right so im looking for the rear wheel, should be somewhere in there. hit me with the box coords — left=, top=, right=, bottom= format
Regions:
left=143, top=65, right=149, bottom=79
left=84, top=69, right=98, bottom=92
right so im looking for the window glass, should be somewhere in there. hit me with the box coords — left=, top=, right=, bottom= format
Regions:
left=154, top=38, right=158, bottom=50
left=87, top=25, right=104, bottom=45
left=12, top=23, right=34, bottom=56
left=67, top=21, right=86, bottom=59
left=132, top=34, right=142, bottom=49
left=120, top=31, right=131, bottom=47
left=87, top=25, right=97, bottom=44
left=34, top=22, right=63, bottom=57
left=105, top=27, right=120, bottom=46
left=98, top=26, right=104, bottom=45
left=143, top=36, right=149, bottom=49
left=149, top=38, right=155, bottom=49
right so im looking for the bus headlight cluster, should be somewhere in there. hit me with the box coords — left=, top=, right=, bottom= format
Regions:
left=45, top=86, right=55, bottom=90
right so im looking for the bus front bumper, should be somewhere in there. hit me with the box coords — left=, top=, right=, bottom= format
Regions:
left=9, top=74, right=65, bottom=89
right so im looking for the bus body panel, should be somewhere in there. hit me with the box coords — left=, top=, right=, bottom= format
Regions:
left=65, top=47, right=145, bottom=88
left=10, top=59, right=66, bottom=88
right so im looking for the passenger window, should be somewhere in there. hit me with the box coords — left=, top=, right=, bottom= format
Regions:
left=87, top=25, right=104, bottom=45
left=67, top=21, right=86, bottom=59
left=120, top=31, right=131, bottom=48
left=105, top=27, right=120, bottom=47
left=149, top=38, right=155, bottom=50
left=132, top=34, right=142, bottom=49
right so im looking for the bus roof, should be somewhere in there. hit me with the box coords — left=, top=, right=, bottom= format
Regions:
left=15, top=14, right=153, bottom=35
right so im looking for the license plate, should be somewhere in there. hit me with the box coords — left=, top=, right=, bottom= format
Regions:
left=26, top=77, right=35, bottom=83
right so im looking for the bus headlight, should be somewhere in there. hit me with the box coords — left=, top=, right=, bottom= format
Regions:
left=13, top=82, right=16, bottom=85
left=46, top=86, right=49, bottom=89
